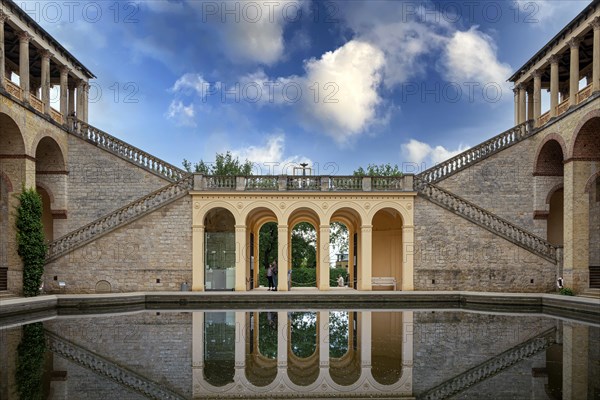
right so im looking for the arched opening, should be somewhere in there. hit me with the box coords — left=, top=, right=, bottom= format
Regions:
left=204, top=208, right=236, bottom=291
left=203, top=312, right=235, bottom=386
left=246, top=207, right=278, bottom=290
left=36, top=186, right=53, bottom=242
left=547, top=188, right=564, bottom=246
left=571, top=117, right=600, bottom=289
left=35, top=136, right=66, bottom=240
left=535, top=140, right=564, bottom=176
left=329, top=311, right=361, bottom=386
left=287, top=311, right=319, bottom=386
left=371, top=312, right=403, bottom=385
left=288, top=208, right=320, bottom=289
left=95, top=280, right=111, bottom=293
left=245, top=312, right=277, bottom=387
left=371, top=208, right=403, bottom=290
left=0, top=113, right=26, bottom=293
left=330, top=208, right=361, bottom=290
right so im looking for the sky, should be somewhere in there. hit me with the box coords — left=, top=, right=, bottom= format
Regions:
left=18, top=0, right=591, bottom=175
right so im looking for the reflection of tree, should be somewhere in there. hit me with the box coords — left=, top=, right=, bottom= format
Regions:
left=290, top=312, right=317, bottom=358
left=329, top=312, right=349, bottom=358
left=16, top=322, right=46, bottom=400
left=258, top=312, right=278, bottom=359
left=204, top=318, right=235, bottom=387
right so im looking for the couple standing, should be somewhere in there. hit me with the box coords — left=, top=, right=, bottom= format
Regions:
left=267, top=260, right=278, bottom=291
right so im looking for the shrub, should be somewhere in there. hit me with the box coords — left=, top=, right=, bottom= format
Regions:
left=559, top=287, right=574, bottom=296
left=16, top=189, right=47, bottom=297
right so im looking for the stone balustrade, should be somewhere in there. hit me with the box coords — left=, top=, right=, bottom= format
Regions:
left=50, top=107, right=63, bottom=124
left=418, top=121, right=532, bottom=184
left=70, top=118, right=186, bottom=182
left=419, top=328, right=556, bottom=400
left=193, top=174, right=413, bottom=192
left=29, top=93, right=43, bottom=113
left=414, top=178, right=558, bottom=262
left=4, top=78, right=22, bottom=100
left=46, top=175, right=194, bottom=261
left=46, top=331, right=186, bottom=400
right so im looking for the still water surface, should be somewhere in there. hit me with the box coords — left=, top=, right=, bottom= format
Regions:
left=1, top=309, right=598, bottom=399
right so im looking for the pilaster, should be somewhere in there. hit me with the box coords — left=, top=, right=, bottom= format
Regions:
left=192, top=224, right=205, bottom=291
left=360, top=225, right=372, bottom=291
left=277, top=224, right=289, bottom=291
left=235, top=224, right=246, bottom=291
left=319, top=224, right=330, bottom=291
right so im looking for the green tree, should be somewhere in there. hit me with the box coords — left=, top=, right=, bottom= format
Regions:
left=353, top=163, right=402, bottom=176
left=259, top=222, right=278, bottom=270
left=16, top=189, right=47, bottom=297
left=291, top=222, right=316, bottom=269
left=16, top=322, right=47, bottom=400
left=329, top=222, right=349, bottom=255
left=183, top=151, right=253, bottom=175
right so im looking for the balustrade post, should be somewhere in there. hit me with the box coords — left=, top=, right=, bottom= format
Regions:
left=362, top=176, right=372, bottom=191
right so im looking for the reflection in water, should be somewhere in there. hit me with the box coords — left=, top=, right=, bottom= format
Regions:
left=0, top=310, right=599, bottom=399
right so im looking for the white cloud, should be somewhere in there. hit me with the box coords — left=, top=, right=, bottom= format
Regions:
left=401, top=139, right=469, bottom=167
left=231, top=134, right=312, bottom=175
left=166, top=100, right=196, bottom=127
left=171, top=73, right=211, bottom=98
left=442, top=27, right=512, bottom=90
left=191, top=0, right=306, bottom=65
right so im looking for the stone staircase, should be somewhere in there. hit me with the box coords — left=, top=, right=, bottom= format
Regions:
left=46, top=174, right=194, bottom=262
left=417, top=328, right=556, bottom=400
left=69, top=117, right=186, bottom=182
left=417, top=121, right=533, bottom=184
left=414, top=177, right=558, bottom=263
left=46, top=330, right=186, bottom=400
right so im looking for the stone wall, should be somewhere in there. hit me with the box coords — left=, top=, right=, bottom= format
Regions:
left=413, top=196, right=556, bottom=292
left=44, top=196, right=192, bottom=293
left=412, top=311, right=556, bottom=397
left=45, top=312, right=192, bottom=398
left=64, top=134, right=171, bottom=233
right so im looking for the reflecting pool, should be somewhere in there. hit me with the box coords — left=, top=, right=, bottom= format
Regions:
left=0, top=309, right=598, bottom=399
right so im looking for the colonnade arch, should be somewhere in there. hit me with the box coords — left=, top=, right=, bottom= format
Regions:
left=191, top=194, right=415, bottom=291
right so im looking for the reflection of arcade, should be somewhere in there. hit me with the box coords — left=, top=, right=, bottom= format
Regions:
left=192, top=311, right=413, bottom=398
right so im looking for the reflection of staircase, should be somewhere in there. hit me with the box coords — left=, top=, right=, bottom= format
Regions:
left=46, top=330, right=186, bottom=400
left=418, top=121, right=532, bottom=184
left=69, top=118, right=186, bottom=182
left=418, top=328, right=556, bottom=400
left=414, top=178, right=558, bottom=263
left=46, top=175, right=194, bottom=262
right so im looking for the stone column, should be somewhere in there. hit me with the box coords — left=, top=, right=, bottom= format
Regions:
left=319, top=312, right=329, bottom=369
left=18, top=31, right=32, bottom=102
left=235, top=224, right=246, bottom=291
left=83, top=82, right=89, bottom=122
left=549, top=55, right=559, bottom=117
left=401, top=225, right=414, bottom=291
left=277, top=225, right=289, bottom=291
left=59, top=66, right=69, bottom=120
left=76, top=80, right=84, bottom=120
left=593, top=17, right=600, bottom=93
left=68, top=83, right=75, bottom=118
left=513, top=88, right=519, bottom=126
left=192, top=224, right=205, bottom=291
left=533, top=69, right=542, bottom=126
left=40, top=49, right=52, bottom=114
left=277, top=311, right=288, bottom=369
left=562, top=323, right=588, bottom=400
left=563, top=160, right=591, bottom=291
left=319, top=224, right=330, bottom=291
left=360, top=225, right=372, bottom=291
left=0, top=12, right=8, bottom=90
left=518, top=84, right=526, bottom=124
left=568, top=37, right=580, bottom=107
left=527, top=86, right=534, bottom=121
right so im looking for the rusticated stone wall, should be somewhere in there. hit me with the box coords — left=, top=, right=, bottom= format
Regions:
left=44, top=196, right=192, bottom=293
left=413, top=196, right=557, bottom=292
left=45, top=312, right=192, bottom=398
left=64, top=134, right=171, bottom=233
left=413, top=311, right=557, bottom=397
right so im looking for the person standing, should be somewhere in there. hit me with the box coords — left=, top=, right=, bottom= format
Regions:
left=272, top=260, right=278, bottom=291
left=266, top=264, right=274, bottom=291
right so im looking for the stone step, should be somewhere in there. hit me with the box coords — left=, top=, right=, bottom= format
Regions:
left=579, top=288, right=600, bottom=299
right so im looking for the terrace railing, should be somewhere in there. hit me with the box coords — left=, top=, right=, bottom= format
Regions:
left=417, top=121, right=532, bottom=184
left=68, top=117, right=186, bottom=182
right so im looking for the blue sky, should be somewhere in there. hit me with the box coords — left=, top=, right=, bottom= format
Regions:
left=21, top=0, right=590, bottom=174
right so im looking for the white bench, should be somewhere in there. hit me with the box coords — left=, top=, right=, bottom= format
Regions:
left=371, top=277, right=397, bottom=291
